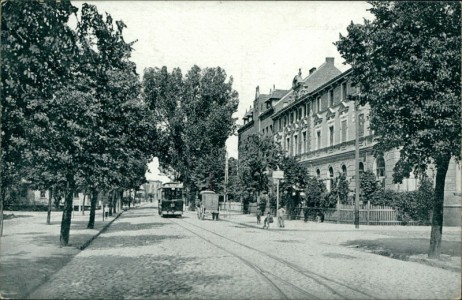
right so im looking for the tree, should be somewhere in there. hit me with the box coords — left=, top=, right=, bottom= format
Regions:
left=279, top=156, right=309, bottom=218
left=226, top=157, right=240, bottom=201
left=1, top=0, right=78, bottom=237
left=75, top=3, right=154, bottom=230
left=238, top=134, right=284, bottom=199
left=359, top=170, right=379, bottom=204
left=304, top=176, right=327, bottom=220
left=335, top=1, right=460, bottom=258
left=143, top=65, right=238, bottom=199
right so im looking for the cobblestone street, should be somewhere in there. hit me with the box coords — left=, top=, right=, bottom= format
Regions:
left=27, top=204, right=460, bottom=299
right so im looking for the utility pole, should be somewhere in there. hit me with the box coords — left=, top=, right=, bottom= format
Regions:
left=224, top=151, right=229, bottom=217
left=273, top=167, right=284, bottom=218
left=354, top=95, right=360, bottom=229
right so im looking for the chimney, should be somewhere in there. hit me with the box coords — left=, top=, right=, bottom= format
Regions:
left=309, top=67, right=316, bottom=75
left=255, top=86, right=260, bottom=99
left=299, top=68, right=302, bottom=77
left=326, top=57, right=335, bottom=64
left=273, top=84, right=275, bottom=91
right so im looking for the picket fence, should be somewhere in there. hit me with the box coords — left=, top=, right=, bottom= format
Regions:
left=221, top=202, right=417, bottom=226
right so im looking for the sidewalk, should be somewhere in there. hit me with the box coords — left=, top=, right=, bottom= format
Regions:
left=0, top=207, right=125, bottom=299
left=1, top=207, right=459, bottom=299
left=217, top=210, right=461, bottom=272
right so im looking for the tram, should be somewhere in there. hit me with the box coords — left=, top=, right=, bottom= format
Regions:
left=158, top=182, right=184, bottom=217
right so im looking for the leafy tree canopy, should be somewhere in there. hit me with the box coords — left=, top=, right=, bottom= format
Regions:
left=335, top=1, right=460, bottom=258
left=142, top=65, right=238, bottom=192
left=336, top=1, right=461, bottom=179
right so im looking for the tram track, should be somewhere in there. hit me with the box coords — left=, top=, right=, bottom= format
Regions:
left=171, top=216, right=377, bottom=300
left=168, top=218, right=306, bottom=299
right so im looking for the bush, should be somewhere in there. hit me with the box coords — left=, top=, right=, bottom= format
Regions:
left=4, top=204, right=49, bottom=211
left=368, top=177, right=433, bottom=225
left=360, top=170, right=380, bottom=204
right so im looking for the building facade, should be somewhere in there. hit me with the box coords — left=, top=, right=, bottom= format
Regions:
left=142, top=180, right=163, bottom=202
left=238, top=57, right=461, bottom=226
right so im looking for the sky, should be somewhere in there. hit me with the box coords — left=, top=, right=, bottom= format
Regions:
left=74, top=1, right=372, bottom=182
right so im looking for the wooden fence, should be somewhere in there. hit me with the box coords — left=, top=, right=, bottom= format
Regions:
left=221, top=201, right=417, bottom=226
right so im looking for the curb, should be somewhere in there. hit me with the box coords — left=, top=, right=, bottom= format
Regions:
left=79, top=211, right=124, bottom=250
left=24, top=210, right=125, bottom=299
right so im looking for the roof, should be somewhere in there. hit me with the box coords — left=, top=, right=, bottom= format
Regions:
left=272, top=58, right=342, bottom=114
left=267, top=89, right=290, bottom=101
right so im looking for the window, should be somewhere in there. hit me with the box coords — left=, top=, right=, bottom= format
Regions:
left=286, top=137, right=290, bottom=153
left=359, top=162, right=364, bottom=173
left=329, top=126, right=334, bottom=146
left=40, top=190, right=46, bottom=198
left=329, top=167, right=334, bottom=192
left=342, top=82, right=347, bottom=100
left=316, top=169, right=321, bottom=178
left=329, top=89, right=334, bottom=107
left=317, top=97, right=321, bottom=112
left=269, top=125, right=273, bottom=134
left=359, top=114, right=365, bottom=137
left=341, top=120, right=347, bottom=143
left=302, top=131, right=307, bottom=153
left=376, top=156, right=385, bottom=177
left=293, top=135, right=298, bottom=155
left=317, top=131, right=321, bottom=149
left=342, top=165, right=347, bottom=176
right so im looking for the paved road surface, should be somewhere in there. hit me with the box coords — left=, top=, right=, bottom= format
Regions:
left=29, top=204, right=460, bottom=299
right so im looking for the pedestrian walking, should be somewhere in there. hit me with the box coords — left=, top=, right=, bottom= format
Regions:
left=263, top=211, right=273, bottom=229
left=278, top=206, right=286, bottom=228
left=256, top=209, right=262, bottom=224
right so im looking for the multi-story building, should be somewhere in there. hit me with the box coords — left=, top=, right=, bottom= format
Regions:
left=238, top=57, right=461, bottom=226
left=142, top=180, right=163, bottom=202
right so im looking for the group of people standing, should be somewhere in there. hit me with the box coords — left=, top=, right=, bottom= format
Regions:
left=257, top=206, right=286, bottom=229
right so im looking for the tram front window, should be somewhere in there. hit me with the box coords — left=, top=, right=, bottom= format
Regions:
left=164, top=189, right=182, bottom=200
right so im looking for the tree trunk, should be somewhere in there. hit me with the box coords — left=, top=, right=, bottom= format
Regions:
left=87, top=188, right=98, bottom=229
left=47, top=187, right=53, bottom=225
left=128, top=189, right=131, bottom=208
left=117, top=190, right=122, bottom=211
left=111, top=191, right=115, bottom=214
left=109, top=191, right=113, bottom=216
left=0, top=186, right=4, bottom=237
left=428, top=155, right=450, bottom=258
left=81, top=191, right=86, bottom=215
left=60, top=175, right=75, bottom=247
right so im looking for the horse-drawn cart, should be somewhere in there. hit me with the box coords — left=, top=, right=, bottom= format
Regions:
left=197, top=190, right=220, bottom=220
